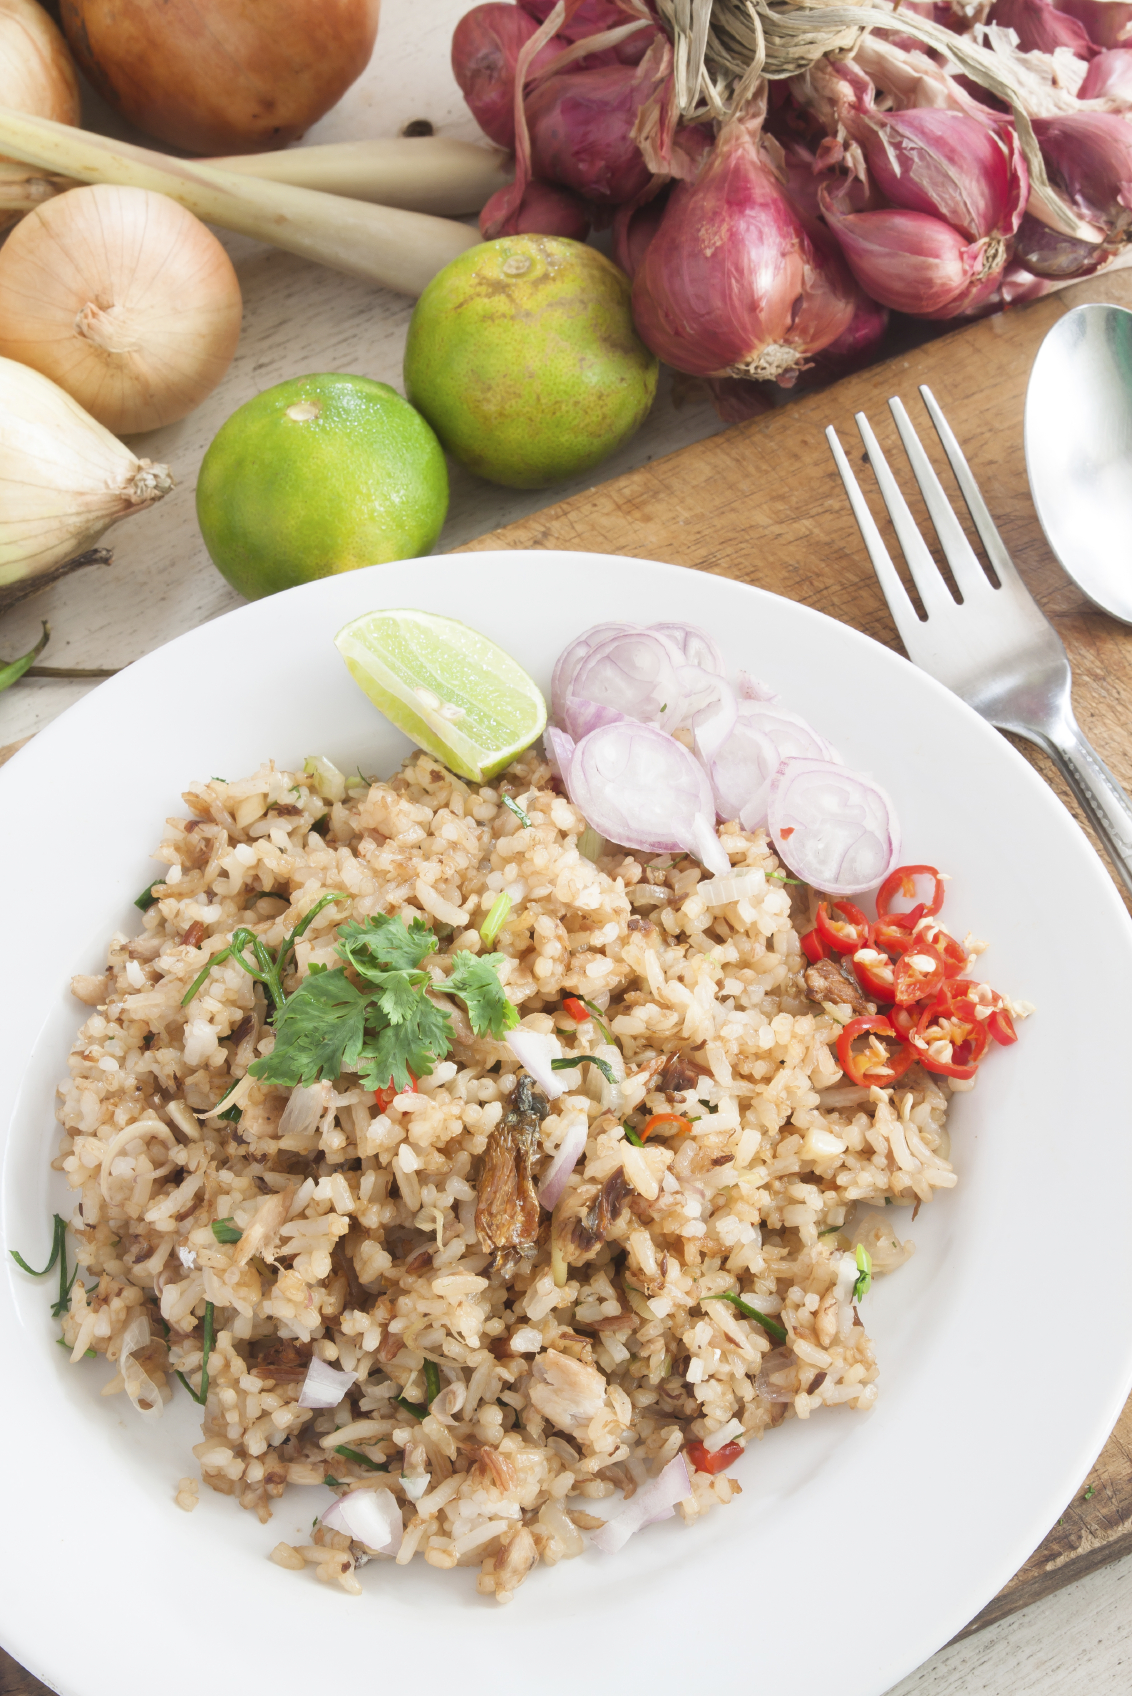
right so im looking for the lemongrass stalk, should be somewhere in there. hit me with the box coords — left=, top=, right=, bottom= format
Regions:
left=210, top=137, right=512, bottom=218
left=0, top=108, right=479, bottom=295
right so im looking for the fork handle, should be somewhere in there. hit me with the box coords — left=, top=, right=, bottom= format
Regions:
left=1025, top=713, right=1132, bottom=901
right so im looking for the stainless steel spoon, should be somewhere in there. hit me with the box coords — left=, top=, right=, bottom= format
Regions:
left=1024, top=300, right=1132, bottom=625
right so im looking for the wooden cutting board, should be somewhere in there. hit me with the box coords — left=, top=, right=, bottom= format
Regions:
left=4, top=272, right=1132, bottom=1696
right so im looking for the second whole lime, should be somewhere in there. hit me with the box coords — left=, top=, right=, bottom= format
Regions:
left=195, top=373, right=449, bottom=601
left=403, top=235, right=659, bottom=490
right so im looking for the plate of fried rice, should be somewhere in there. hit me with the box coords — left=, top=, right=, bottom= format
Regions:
left=2, top=549, right=1131, bottom=1696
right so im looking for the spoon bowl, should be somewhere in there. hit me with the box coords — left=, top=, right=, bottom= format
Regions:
left=1024, top=300, right=1132, bottom=625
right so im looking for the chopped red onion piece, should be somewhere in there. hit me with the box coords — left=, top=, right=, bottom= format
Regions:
left=298, top=1353, right=358, bottom=1410
left=537, top=1110, right=589, bottom=1210
left=767, top=758, right=901, bottom=894
left=506, top=1029, right=568, bottom=1099
left=568, top=720, right=725, bottom=870
left=590, top=1452, right=693, bottom=1553
left=551, top=622, right=635, bottom=724
left=322, top=1487, right=403, bottom=1555
left=709, top=703, right=839, bottom=829
left=543, top=726, right=576, bottom=787
left=736, top=669, right=777, bottom=702
left=650, top=621, right=725, bottom=675
left=278, top=1080, right=331, bottom=1141
left=569, top=627, right=686, bottom=734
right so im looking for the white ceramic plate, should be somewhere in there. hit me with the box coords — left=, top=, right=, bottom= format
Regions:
left=3, top=550, right=1131, bottom=1696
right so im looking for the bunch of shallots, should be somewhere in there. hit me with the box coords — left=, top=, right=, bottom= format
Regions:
left=450, top=0, right=1132, bottom=408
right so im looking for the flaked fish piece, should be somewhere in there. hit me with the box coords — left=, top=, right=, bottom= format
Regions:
left=529, top=1348, right=608, bottom=1437
left=554, top=1166, right=631, bottom=1267
left=475, top=1074, right=547, bottom=1277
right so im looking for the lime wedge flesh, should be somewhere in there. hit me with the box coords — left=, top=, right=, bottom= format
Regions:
left=335, top=608, right=547, bottom=783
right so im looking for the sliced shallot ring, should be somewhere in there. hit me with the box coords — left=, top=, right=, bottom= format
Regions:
left=650, top=621, right=725, bottom=675
left=568, top=719, right=726, bottom=872
left=767, top=757, right=901, bottom=895
left=551, top=621, right=636, bottom=724
left=544, top=725, right=576, bottom=787
left=569, top=627, right=686, bottom=734
left=506, top=1028, right=567, bottom=1099
left=710, top=703, right=840, bottom=829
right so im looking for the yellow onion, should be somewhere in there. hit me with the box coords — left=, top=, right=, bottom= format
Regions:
left=0, top=355, right=172, bottom=590
left=0, top=183, right=243, bottom=434
left=0, top=0, right=79, bottom=225
left=58, top=0, right=381, bottom=156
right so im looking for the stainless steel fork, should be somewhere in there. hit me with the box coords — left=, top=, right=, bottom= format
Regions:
left=827, top=386, right=1132, bottom=900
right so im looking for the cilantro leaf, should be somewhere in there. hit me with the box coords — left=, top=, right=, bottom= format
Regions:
left=363, top=967, right=430, bottom=1025
left=249, top=966, right=368, bottom=1087
left=337, top=913, right=437, bottom=977
left=446, top=951, right=519, bottom=1039
left=359, top=993, right=451, bottom=1093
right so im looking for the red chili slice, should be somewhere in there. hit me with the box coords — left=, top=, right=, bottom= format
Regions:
left=893, top=940, right=946, bottom=1007
left=987, top=1006, right=1018, bottom=1046
left=877, top=865, right=944, bottom=920
left=801, top=928, right=826, bottom=964
left=873, top=912, right=925, bottom=957
left=851, top=947, right=895, bottom=1002
left=374, top=1073, right=417, bottom=1112
left=815, top=899, right=871, bottom=954
left=913, top=999, right=989, bottom=1079
left=686, top=1439, right=743, bottom=1476
left=888, top=1004, right=918, bottom=1042
left=562, top=996, right=591, bottom=1023
left=836, top=1016, right=915, bottom=1087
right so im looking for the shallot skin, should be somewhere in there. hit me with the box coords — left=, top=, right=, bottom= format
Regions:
left=988, top=0, right=1098, bottom=58
left=480, top=177, right=592, bottom=241
left=820, top=189, right=1005, bottom=320
left=1032, top=111, right=1132, bottom=228
left=526, top=62, right=655, bottom=205
left=1079, top=47, right=1132, bottom=100
left=632, top=116, right=858, bottom=382
left=452, top=3, right=562, bottom=150
left=59, top=0, right=381, bottom=156
left=856, top=108, right=1027, bottom=242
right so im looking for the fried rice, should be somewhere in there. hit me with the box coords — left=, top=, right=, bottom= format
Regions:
left=54, top=744, right=960, bottom=1601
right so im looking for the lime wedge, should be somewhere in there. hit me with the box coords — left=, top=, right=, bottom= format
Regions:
left=335, top=608, right=547, bottom=783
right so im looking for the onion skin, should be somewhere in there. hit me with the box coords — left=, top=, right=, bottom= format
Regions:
left=632, top=114, right=857, bottom=382
left=0, top=183, right=242, bottom=433
left=58, top=0, right=381, bottom=155
left=1055, top=0, right=1132, bottom=48
left=1013, top=207, right=1108, bottom=275
left=0, top=0, right=80, bottom=133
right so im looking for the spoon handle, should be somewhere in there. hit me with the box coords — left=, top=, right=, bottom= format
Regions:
left=1029, top=712, right=1132, bottom=901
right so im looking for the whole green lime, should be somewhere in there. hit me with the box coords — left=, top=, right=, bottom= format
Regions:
left=403, top=236, right=658, bottom=490
left=196, top=373, right=449, bottom=600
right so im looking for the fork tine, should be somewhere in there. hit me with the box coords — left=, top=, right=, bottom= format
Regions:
left=825, top=425, right=922, bottom=643
left=917, top=385, right=1035, bottom=599
left=888, top=397, right=994, bottom=602
left=852, top=410, right=957, bottom=619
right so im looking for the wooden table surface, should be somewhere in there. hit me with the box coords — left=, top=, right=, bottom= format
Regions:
left=4, top=3, right=1132, bottom=1693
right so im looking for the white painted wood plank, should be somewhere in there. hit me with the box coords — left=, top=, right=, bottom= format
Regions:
left=889, top=1554, right=1132, bottom=1694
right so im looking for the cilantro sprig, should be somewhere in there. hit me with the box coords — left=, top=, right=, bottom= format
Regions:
left=248, top=912, right=518, bottom=1095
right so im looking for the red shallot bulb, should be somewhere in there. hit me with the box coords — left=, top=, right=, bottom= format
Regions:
left=1013, top=209, right=1108, bottom=275
left=1055, top=0, right=1132, bottom=48
left=819, top=185, right=1009, bottom=319
left=632, top=113, right=858, bottom=382
left=1080, top=45, right=1132, bottom=97
left=1033, top=110, right=1132, bottom=228
left=526, top=52, right=662, bottom=204
left=451, top=3, right=561, bottom=149
left=481, top=176, right=591, bottom=239
left=518, top=0, right=632, bottom=40
left=611, top=191, right=668, bottom=276
left=988, top=0, right=1098, bottom=57
left=854, top=108, right=1028, bottom=242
